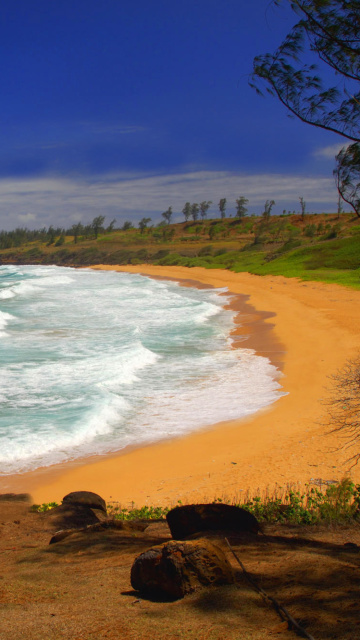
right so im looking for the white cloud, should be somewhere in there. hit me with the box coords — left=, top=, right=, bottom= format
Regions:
left=17, top=213, right=37, bottom=222
left=313, top=142, right=349, bottom=159
left=0, top=170, right=340, bottom=230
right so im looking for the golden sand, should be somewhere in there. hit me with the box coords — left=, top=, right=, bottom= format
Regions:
left=2, top=265, right=360, bottom=506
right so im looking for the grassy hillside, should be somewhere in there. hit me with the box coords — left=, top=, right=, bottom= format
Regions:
left=1, top=212, right=359, bottom=288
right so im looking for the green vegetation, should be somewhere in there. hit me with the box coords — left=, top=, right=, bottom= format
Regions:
left=113, top=478, right=359, bottom=526
left=30, top=501, right=59, bottom=512
left=107, top=503, right=170, bottom=520
left=1, top=212, right=359, bottom=289
left=241, top=478, right=360, bottom=525
left=30, top=478, right=360, bottom=525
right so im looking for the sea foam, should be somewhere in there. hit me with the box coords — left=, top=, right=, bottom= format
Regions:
left=0, top=264, right=285, bottom=474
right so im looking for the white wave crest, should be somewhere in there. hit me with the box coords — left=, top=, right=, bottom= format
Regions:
left=0, top=289, right=15, bottom=299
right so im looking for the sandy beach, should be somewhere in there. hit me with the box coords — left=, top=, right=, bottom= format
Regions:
left=2, top=265, right=360, bottom=506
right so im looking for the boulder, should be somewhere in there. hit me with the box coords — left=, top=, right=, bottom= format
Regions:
left=131, top=538, right=234, bottom=600
left=44, top=503, right=101, bottom=529
left=166, top=503, right=260, bottom=540
left=62, top=491, right=107, bottom=513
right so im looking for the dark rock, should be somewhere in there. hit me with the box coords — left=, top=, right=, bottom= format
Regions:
left=0, top=493, right=31, bottom=503
left=131, top=538, right=234, bottom=600
left=44, top=503, right=101, bottom=529
left=49, top=518, right=154, bottom=544
left=62, top=491, right=107, bottom=513
left=166, top=503, right=260, bottom=539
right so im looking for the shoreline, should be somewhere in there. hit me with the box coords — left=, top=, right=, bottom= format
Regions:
left=1, top=265, right=360, bottom=505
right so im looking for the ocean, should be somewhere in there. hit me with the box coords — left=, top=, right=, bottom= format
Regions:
left=0, top=264, right=284, bottom=475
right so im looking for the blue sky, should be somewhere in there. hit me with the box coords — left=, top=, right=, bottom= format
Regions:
left=0, top=0, right=348, bottom=230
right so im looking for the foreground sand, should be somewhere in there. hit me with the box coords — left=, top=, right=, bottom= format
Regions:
left=2, top=499, right=360, bottom=640
left=2, top=266, right=360, bottom=506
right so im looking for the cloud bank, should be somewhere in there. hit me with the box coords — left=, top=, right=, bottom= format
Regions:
left=0, top=170, right=340, bottom=230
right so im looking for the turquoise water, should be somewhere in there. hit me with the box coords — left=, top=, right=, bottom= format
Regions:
left=0, top=265, right=284, bottom=474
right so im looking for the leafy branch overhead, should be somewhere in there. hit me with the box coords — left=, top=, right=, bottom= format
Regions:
left=334, top=143, right=360, bottom=216
left=250, top=0, right=360, bottom=143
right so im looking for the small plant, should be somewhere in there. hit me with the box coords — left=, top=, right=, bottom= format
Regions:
left=30, top=501, right=59, bottom=512
left=106, top=503, right=170, bottom=521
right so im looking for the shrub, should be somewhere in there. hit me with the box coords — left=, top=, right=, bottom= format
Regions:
left=198, top=245, right=213, bottom=256
left=304, top=224, right=316, bottom=237
left=239, top=478, right=360, bottom=524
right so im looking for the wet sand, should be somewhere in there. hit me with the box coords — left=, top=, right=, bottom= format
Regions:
left=1, top=265, right=360, bottom=506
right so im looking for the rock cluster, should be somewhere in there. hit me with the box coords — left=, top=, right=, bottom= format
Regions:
left=131, top=502, right=260, bottom=600
left=47, top=491, right=260, bottom=601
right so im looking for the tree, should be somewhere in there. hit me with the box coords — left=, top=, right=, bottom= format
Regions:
left=251, top=1, right=360, bottom=144
left=162, top=206, right=173, bottom=225
left=71, top=222, right=83, bottom=244
left=106, top=218, right=116, bottom=232
left=325, top=353, right=360, bottom=466
left=138, top=217, right=152, bottom=234
left=47, top=225, right=56, bottom=245
left=122, top=221, right=133, bottom=231
left=334, top=143, right=360, bottom=217
left=263, top=199, right=275, bottom=219
left=55, top=232, right=65, bottom=247
left=182, top=202, right=191, bottom=222
left=91, top=215, right=105, bottom=239
left=191, top=203, right=200, bottom=221
left=199, top=201, right=212, bottom=220
left=218, top=198, right=227, bottom=219
left=299, top=196, right=306, bottom=219
left=235, top=196, right=249, bottom=218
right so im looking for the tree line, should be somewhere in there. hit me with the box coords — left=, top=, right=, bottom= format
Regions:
left=0, top=195, right=327, bottom=248
left=0, top=215, right=115, bottom=250
left=160, top=197, right=249, bottom=226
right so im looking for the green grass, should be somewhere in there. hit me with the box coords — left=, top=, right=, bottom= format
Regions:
left=152, top=236, right=360, bottom=288
left=245, top=236, right=360, bottom=288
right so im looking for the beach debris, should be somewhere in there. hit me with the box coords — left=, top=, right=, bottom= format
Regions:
left=62, top=490, right=107, bottom=513
left=166, top=503, right=260, bottom=540
left=130, top=538, right=234, bottom=600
